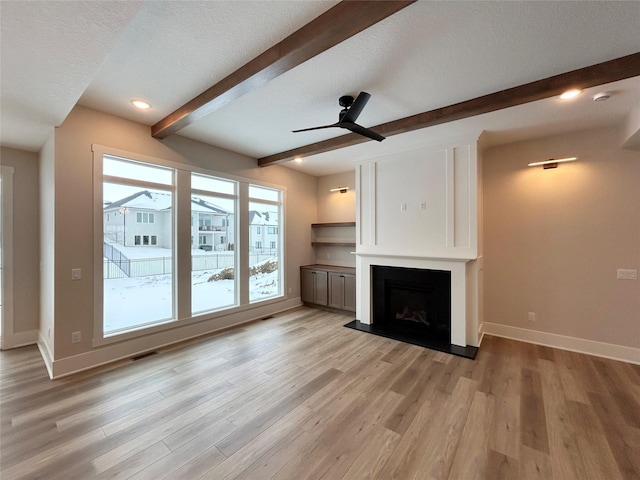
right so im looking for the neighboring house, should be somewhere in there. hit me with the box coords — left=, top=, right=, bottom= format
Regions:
left=191, top=196, right=234, bottom=251
left=104, top=190, right=233, bottom=250
left=249, top=210, right=279, bottom=253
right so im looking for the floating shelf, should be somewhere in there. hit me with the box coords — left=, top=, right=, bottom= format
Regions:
left=311, top=242, right=356, bottom=247
left=311, top=222, right=356, bottom=228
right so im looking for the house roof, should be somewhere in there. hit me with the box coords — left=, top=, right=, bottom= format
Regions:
left=105, top=190, right=230, bottom=215
left=2, top=2, right=639, bottom=176
left=249, top=210, right=278, bottom=226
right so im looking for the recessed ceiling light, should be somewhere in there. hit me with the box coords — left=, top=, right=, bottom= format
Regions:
left=294, top=157, right=303, bottom=164
left=131, top=99, right=151, bottom=110
left=559, top=89, right=582, bottom=100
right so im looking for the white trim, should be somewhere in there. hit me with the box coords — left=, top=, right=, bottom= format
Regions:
left=37, top=332, right=55, bottom=379
left=482, top=322, right=640, bottom=365
left=0, top=165, right=15, bottom=350
left=49, top=298, right=302, bottom=379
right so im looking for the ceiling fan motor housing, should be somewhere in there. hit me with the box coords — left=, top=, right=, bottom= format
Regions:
left=339, top=95, right=354, bottom=108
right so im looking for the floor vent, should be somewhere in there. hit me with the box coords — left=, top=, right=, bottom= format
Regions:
left=132, top=351, right=158, bottom=361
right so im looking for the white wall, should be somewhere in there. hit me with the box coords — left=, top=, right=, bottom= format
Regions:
left=483, top=127, right=640, bottom=360
left=45, top=105, right=316, bottom=376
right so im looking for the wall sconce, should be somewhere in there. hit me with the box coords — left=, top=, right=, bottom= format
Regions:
left=330, top=186, right=349, bottom=193
left=527, top=157, right=577, bottom=169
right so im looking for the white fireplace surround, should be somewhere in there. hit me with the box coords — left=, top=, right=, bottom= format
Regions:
left=355, top=137, right=482, bottom=348
left=356, top=254, right=475, bottom=347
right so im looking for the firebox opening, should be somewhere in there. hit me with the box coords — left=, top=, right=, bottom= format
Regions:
left=372, top=266, right=451, bottom=351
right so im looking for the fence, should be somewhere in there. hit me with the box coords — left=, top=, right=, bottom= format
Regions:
left=103, top=252, right=277, bottom=279
left=104, top=242, right=130, bottom=277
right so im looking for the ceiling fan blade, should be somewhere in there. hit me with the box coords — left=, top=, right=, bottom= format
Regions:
left=292, top=123, right=339, bottom=133
left=341, top=122, right=385, bottom=142
left=341, top=91, right=371, bottom=123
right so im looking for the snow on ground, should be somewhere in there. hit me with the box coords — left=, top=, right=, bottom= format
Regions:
left=104, top=267, right=279, bottom=334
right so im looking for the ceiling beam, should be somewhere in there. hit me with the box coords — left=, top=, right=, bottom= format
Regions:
left=258, top=52, right=640, bottom=167
left=151, top=0, right=416, bottom=139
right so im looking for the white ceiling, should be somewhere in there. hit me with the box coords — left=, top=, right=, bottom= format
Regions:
left=2, top=1, right=639, bottom=177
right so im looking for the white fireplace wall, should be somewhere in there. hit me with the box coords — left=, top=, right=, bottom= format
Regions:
left=355, top=136, right=482, bottom=347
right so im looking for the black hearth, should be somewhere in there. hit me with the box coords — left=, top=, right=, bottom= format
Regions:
left=345, top=265, right=477, bottom=359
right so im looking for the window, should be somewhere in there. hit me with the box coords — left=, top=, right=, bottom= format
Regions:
left=191, top=173, right=237, bottom=314
left=136, top=212, right=155, bottom=223
left=94, top=146, right=285, bottom=343
left=102, top=155, right=175, bottom=336
left=249, top=185, right=282, bottom=303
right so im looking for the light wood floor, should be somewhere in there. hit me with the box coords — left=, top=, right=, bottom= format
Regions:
left=1, top=307, right=639, bottom=479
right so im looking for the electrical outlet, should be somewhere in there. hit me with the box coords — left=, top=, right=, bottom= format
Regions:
left=71, top=268, right=82, bottom=280
left=400, top=203, right=407, bottom=211
left=288, top=287, right=293, bottom=294
left=528, top=312, right=536, bottom=322
left=71, top=331, right=82, bottom=344
left=420, top=202, right=427, bottom=210
left=617, top=269, right=637, bottom=280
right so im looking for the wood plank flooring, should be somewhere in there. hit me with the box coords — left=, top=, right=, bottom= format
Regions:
left=1, top=307, right=639, bottom=479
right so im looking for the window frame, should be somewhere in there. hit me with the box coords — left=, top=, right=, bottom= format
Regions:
left=92, top=145, right=287, bottom=347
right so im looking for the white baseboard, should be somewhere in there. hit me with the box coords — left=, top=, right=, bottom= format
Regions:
left=37, top=333, right=54, bottom=379
left=48, top=297, right=303, bottom=379
left=1, top=329, right=38, bottom=350
left=481, top=322, right=640, bottom=365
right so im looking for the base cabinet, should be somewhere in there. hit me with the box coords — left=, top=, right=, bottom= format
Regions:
left=301, top=265, right=355, bottom=313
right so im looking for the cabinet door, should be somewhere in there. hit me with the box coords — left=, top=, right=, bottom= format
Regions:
left=343, top=274, right=356, bottom=312
left=301, top=269, right=316, bottom=304
left=328, top=272, right=345, bottom=309
left=301, top=269, right=328, bottom=306
left=314, top=270, right=328, bottom=305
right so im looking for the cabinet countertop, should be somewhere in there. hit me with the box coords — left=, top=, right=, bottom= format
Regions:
left=300, top=264, right=356, bottom=275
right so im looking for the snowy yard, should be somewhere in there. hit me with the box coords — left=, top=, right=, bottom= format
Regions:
left=104, top=264, right=279, bottom=334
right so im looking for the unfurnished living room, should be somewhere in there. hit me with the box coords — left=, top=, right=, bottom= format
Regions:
left=1, top=1, right=639, bottom=479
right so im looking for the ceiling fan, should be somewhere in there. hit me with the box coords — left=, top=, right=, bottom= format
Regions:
left=292, top=91, right=385, bottom=142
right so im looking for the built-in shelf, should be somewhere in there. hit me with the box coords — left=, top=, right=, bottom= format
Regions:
left=312, top=242, right=356, bottom=247
left=311, top=222, right=356, bottom=228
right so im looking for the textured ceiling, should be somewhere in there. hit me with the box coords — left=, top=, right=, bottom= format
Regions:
left=1, top=1, right=639, bottom=177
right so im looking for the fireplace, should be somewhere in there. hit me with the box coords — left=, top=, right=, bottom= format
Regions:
left=372, top=266, right=451, bottom=345
left=346, top=258, right=478, bottom=359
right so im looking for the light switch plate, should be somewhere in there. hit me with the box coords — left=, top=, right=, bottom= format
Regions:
left=72, top=268, right=82, bottom=280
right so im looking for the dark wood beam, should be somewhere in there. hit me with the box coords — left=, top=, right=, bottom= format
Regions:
left=151, top=0, right=416, bottom=139
left=258, top=52, right=640, bottom=167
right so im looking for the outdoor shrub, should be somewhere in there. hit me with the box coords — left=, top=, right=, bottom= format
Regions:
left=249, top=260, right=277, bottom=276
left=209, top=267, right=234, bottom=281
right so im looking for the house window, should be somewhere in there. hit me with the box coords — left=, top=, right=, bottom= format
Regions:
left=268, top=227, right=277, bottom=234
left=191, top=173, right=237, bottom=315
left=249, top=185, right=283, bottom=303
left=136, top=212, right=155, bottom=223
left=100, top=154, right=175, bottom=338
left=270, top=241, right=276, bottom=249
